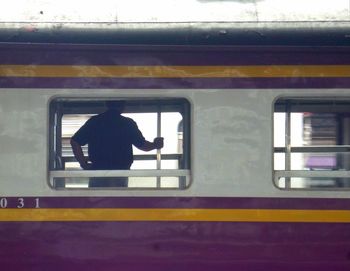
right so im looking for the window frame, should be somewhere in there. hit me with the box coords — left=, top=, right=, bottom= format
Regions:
left=273, top=96, right=350, bottom=190
left=48, top=97, right=191, bottom=190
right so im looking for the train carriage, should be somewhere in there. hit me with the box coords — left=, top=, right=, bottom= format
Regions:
left=1, top=23, right=350, bottom=270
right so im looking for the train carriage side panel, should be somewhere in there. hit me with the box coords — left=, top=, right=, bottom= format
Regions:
left=1, top=44, right=350, bottom=270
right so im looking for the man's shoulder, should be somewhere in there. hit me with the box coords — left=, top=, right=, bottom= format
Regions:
left=120, top=115, right=138, bottom=126
left=90, top=112, right=137, bottom=127
left=91, top=112, right=113, bottom=121
left=86, top=114, right=101, bottom=124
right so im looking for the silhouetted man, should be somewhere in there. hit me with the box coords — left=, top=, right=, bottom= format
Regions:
left=70, top=101, right=164, bottom=187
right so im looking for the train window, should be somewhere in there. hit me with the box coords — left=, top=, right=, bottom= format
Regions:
left=49, top=98, right=191, bottom=190
left=274, top=97, right=350, bottom=190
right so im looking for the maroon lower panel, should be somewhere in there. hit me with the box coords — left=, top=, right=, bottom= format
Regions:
left=1, top=221, right=350, bottom=270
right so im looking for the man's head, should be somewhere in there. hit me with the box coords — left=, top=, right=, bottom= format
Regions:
left=105, top=100, right=125, bottom=113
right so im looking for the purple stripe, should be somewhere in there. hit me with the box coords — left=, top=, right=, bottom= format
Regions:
left=3, top=196, right=350, bottom=210
left=1, top=221, right=350, bottom=270
left=2, top=77, right=350, bottom=89
left=1, top=44, right=350, bottom=65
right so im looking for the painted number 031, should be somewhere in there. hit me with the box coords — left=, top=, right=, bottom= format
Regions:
left=0, top=198, right=40, bottom=208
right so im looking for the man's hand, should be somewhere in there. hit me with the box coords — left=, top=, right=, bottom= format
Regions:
left=71, top=139, right=92, bottom=170
left=137, top=137, right=164, bottom=152
left=153, top=137, right=164, bottom=149
left=80, top=159, right=92, bottom=170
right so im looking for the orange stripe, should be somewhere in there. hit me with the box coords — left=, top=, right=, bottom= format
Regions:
left=0, top=65, right=349, bottom=78
left=0, top=208, right=350, bottom=222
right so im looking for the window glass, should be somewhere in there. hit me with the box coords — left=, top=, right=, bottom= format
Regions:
left=274, top=97, right=350, bottom=189
left=49, top=98, right=190, bottom=190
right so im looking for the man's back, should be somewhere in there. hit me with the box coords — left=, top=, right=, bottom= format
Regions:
left=72, top=110, right=146, bottom=169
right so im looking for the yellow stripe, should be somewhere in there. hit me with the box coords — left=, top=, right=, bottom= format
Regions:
left=0, top=208, right=350, bottom=222
left=0, top=65, right=350, bottom=78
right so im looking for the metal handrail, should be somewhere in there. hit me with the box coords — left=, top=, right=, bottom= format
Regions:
left=50, top=169, right=190, bottom=178
left=274, top=170, right=350, bottom=183
left=274, top=145, right=350, bottom=153
left=61, top=153, right=182, bottom=163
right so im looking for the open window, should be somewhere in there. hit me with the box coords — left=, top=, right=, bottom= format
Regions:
left=49, top=97, right=191, bottom=190
left=274, top=97, right=350, bottom=189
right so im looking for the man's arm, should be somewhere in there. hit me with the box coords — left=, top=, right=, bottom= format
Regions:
left=70, top=139, right=91, bottom=169
left=137, top=137, right=164, bottom=152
